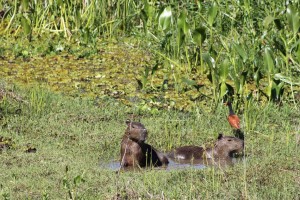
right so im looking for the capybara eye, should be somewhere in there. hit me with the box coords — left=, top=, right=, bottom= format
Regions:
left=228, top=139, right=232, bottom=141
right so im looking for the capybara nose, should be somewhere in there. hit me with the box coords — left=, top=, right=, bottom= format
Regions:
left=140, top=129, right=148, bottom=141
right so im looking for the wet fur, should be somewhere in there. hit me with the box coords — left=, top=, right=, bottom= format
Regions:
left=120, top=120, right=168, bottom=168
left=168, top=134, right=244, bottom=161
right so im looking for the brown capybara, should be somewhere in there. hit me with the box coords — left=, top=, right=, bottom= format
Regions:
left=120, top=120, right=169, bottom=168
left=168, top=134, right=244, bottom=161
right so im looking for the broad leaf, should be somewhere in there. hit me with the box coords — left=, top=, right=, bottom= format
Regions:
left=264, top=47, right=274, bottom=76
left=265, top=81, right=273, bottom=99
left=159, top=6, right=172, bottom=32
left=233, top=43, right=248, bottom=62
left=287, top=5, right=300, bottom=36
left=254, top=69, right=262, bottom=86
left=22, top=0, right=29, bottom=10
left=219, top=58, right=229, bottom=82
left=192, top=27, right=206, bottom=46
left=178, top=11, right=189, bottom=35
left=177, top=29, right=185, bottom=47
left=141, top=0, right=155, bottom=32
left=263, top=15, right=274, bottom=29
left=208, top=2, right=218, bottom=26
left=203, top=53, right=215, bottom=69
left=21, top=15, right=31, bottom=35
left=177, top=11, right=189, bottom=46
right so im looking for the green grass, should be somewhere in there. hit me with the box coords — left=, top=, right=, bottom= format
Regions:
left=0, top=85, right=299, bottom=199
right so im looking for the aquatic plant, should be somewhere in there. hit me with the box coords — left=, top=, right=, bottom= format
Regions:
left=0, top=0, right=299, bottom=111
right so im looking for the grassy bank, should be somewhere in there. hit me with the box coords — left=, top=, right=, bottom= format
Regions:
left=0, top=84, right=299, bottom=199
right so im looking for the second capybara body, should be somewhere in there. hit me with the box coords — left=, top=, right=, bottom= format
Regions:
left=168, top=134, right=244, bottom=161
left=120, top=120, right=169, bottom=168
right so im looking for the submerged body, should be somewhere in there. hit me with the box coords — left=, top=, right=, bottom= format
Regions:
left=120, top=120, right=168, bottom=168
left=168, top=134, right=244, bottom=161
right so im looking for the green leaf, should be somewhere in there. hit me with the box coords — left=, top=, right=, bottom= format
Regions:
left=273, top=36, right=286, bottom=55
left=63, top=179, right=70, bottom=189
left=192, top=27, right=206, bottom=46
left=151, top=63, right=159, bottom=75
left=238, top=71, right=248, bottom=94
left=57, top=0, right=63, bottom=7
left=178, top=11, right=189, bottom=34
left=264, top=47, right=274, bottom=76
left=21, top=15, right=31, bottom=35
left=265, top=81, right=273, bottom=98
left=233, top=75, right=240, bottom=94
left=208, top=2, right=218, bottom=26
left=287, top=5, right=300, bottom=36
left=219, top=58, right=229, bottom=82
left=82, top=28, right=90, bottom=43
left=141, top=9, right=148, bottom=25
left=263, top=15, right=274, bottom=29
left=203, top=53, right=215, bottom=69
left=220, top=82, right=227, bottom=98
left=75, top=9, right=81, bottom=28
left=177, top=29, right=185, bottom=47
left=254, top=69, right=262, bottom=86
left=141, top=0, right=155, bottom=32
left=22, top=0, right=29, bottom=10
left=182, top=78, right=197, bottom=86
left=274, top=73, right=300, bottom=86
left=272, top=81, right=284, bottom=100
left=233, top=43, right=248, bottom=62
left=74, top=175, right=85, bottom=186
left=177, top=11, right=189, bottom=47
left=159, top=6, right=172, bottom=32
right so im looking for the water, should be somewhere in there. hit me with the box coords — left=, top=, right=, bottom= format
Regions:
left=100, top=160, right=205, bottom=172
left=100, top=157, right=244, bottom=172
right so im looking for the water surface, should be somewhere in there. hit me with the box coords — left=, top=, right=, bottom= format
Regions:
left=100, top=157, right=244, bottom=172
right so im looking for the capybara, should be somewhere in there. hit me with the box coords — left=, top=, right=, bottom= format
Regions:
left=120, top=120, right=169, bottom=168
left=168, top=134, right=244, bottom=161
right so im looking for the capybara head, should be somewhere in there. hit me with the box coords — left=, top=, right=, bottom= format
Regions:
left=125, top=119, right=147, bottom=142
left=215, top=133, right=244, bottom=156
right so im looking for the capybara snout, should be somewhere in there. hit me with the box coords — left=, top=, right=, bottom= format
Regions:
left=216, top=133, right=244, bottom=155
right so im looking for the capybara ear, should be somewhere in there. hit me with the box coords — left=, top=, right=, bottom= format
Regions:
left=125, top=119, right=131, bottom=125
left=218, top=133, right=223, bottom=140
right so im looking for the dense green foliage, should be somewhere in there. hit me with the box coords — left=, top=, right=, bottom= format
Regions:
left=0, top=0, right=300, bottom=110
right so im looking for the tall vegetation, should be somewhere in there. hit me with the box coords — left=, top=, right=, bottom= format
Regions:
left=0, top=0, right=299, bottom=107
